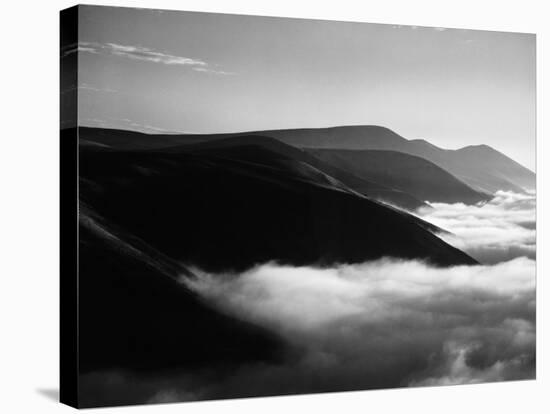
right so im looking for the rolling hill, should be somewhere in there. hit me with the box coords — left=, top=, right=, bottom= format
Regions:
left=308, top=148, right=491, bottom=204
left=80, top=125, right=535, bottom=195
left=177, top=135, right=428, bottom=210
left=79, top=133, right=477, bottom=273
left=256, top=126, right=535, bottom=194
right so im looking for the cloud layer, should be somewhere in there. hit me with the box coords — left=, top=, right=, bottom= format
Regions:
left=418, top=191, right=536, bottom=264
left=140, top=257, right=534, bottom=402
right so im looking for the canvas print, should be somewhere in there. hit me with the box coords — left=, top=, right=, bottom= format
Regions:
left=60, top=5, right=536, bottom=408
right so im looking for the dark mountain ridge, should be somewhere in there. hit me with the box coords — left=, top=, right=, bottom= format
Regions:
left=79, top=125, right=535, bottom=195
left=178, top=135, right=429, bottom=210
left=258, top=126, right=534, bottom=193
left=308, top=148, right=491, bottom=204
left=79, top=140, right=476, bottom=272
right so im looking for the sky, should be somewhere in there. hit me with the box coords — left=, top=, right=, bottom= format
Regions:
left=73, top=5, right=536, bottom=170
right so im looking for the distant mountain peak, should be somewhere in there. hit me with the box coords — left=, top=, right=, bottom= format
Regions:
left=409, top=138, right=441, bottom=150
left=458, top=143, right=493, bottom=152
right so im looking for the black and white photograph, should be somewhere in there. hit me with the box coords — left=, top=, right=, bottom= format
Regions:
left=3, top=1, right=550, bottom=413
left=57, top=2, right=541, bottom=410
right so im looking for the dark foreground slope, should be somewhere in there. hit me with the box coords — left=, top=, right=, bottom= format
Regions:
left=79, top=138, right=476, bottom=271
left=308, top=149, right=490, bottom=204
left=77, top=206, right=289, bottom=407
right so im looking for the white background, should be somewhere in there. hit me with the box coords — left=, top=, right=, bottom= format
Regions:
left=0, top=0, right=547, bottom=412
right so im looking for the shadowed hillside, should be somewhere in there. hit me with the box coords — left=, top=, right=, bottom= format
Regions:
left=308, top=149, right=491, bottom=204
left=178, top=135, right=428, bottom=210
left=79, top=132, right=477, bottom=272
left=78, top=206, right=287, bottom=376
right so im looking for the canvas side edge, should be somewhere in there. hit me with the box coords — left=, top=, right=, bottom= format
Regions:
left=60, top=4, right=79, bottom=409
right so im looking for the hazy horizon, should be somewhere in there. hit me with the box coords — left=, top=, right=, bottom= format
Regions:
left=69, top=6, right=536, bottom=170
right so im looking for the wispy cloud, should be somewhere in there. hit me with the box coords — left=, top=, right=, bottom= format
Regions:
left=101, top=42, right=207, bottom=66
left=192, top=67, right=236, bottom=76
left=79, top=117, right=179, bottom=134
left=62, top=41, right=233, bottom=74
left=61, top=42, right=97, bottom=58
left=121, top=120, right=177, bottom=134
